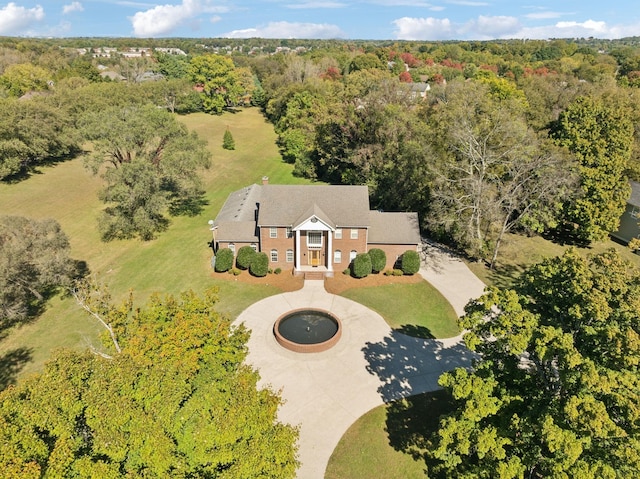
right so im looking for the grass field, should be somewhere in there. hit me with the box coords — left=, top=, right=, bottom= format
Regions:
left=0, top=108, right=314, bottom=382
left=340, top=281, right=460, bottom=339
left=467, top=232, right=640, bottom=288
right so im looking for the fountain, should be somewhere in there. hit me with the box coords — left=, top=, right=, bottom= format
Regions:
left=274, top=309, right=342, bottom=353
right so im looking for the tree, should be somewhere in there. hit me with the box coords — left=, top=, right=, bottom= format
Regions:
left=426, top=80, right=575, bottom=265
left=80, top=105, right=211, bottom=240
left=0, top=288, right=299, bottom=477
left=222, top=127, right=235, bottom=150
left=552, top=96, right=633, bottom=243
left=0, top=216, right=77, bottom=326
left=428, top=249, right=640, bottom=478
left=0, top=98, right=79, bottom=179
left=0, top=63, right=51, bottom=97
left=188, top=54, right=242, bottom=114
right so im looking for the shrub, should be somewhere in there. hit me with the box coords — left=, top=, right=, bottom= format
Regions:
left=343, top=268, right=351, bottom=275
left=274, top=267, right=282, bottom=274
left=400, top=250, right=421, bottom=275
left=235, top=245, right=256, bottom=270
left=230, top=268, right=241, bottom=276
left=368, top=248, right=386, bottom=273
left=352, top=253, right=372, bottom=278
left=249, top=252, right=269, bottom=277
left=214, top=248, right=233, bottom=272
left=384, top=269, right=394, bottom=276
left=392, top=268, right=404, bottom=276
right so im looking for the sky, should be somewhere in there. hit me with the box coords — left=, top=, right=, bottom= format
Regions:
left=0, top=0, right=638, bottom=41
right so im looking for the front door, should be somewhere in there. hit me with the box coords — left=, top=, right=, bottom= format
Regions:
left=309, top=250, right=321, bottom=266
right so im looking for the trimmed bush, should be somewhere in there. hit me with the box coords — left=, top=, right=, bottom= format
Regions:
left=230, top=268, right=241, bottom=276
left=249, top=252, right=269, bottom=277
left=235, top=245, right=256, bottom=270
left=384, top=269, right=394, bottom=276
left=400, top=250, right=421, bottom=275
left=274, top=267, right=282, bottom=274
left=392, top=268, right=404, bottom=276
left=368, top=248, right=386, bottom=273
left=352, top=253, right=372, bottom=278
left=343, top=268, right=351, bottom=275
left=214, top=247, right=233, bottom=273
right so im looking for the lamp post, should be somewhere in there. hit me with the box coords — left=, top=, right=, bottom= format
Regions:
left=208, top=220, right=217, bottom=252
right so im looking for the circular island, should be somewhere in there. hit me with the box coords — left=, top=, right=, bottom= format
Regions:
left=274, top=309, right=342, bottom=353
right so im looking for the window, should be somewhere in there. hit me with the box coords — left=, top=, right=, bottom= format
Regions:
left=334, top=228, right=342, bottom=239
left=350, top=229, right=358, bottom=239
left=270, top=249, right=278, bottom=262
left=229, top=243, right=235, bottom=255
left=286, top=249, right=294, bottom=263
left=250, top=243, right=258, bottom=252
left=269, top=227, right=277, bottom=238
left=334, top=250, right=342, bottom=264
left=286, top=226, right=293, bottom=238
left=307, top=231, right=322, bottom=248
left=631, top=206, right=640, bottom=219
left=350, top=250, right=357, bottom=262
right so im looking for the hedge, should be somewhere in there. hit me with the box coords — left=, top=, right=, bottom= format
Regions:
left=368, top=248, right=386, bottom=273
left=235, top=245, right=256, bottom=270
left=352, top=253, right=372, bottom=278
left=214, top=248, right=234, bottom=272
left=249, top=252, right=269, bottom=277
left=400, top=249, right=420, bottom=275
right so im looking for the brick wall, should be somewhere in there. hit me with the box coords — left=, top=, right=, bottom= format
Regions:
left=260, top=226, right=295, bottom=269
left=369, top=244, right=418, bottom=270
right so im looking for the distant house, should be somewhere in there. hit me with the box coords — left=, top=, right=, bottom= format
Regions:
left=611, top=180, right=640, bottom=244
left=212, top=178, right=420, bottom=276
left=409, top=82, right=430, bottom=100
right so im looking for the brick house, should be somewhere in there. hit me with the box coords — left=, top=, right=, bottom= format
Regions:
left=212, top=178, right=420, bottom=276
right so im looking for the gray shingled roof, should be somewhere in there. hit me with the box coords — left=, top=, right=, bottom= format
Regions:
left=629, top=181, right=640, bottom=207
left=368, top=211, right=420, bottom=245
left=257, top=185, right=370, bottom=227
left=214, top=184, right=261, bottom=226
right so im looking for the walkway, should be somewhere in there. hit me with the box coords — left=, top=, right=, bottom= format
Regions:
left=233, top=244, right=486, bottom=478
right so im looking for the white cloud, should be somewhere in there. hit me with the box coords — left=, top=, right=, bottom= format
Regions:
left=0, top=2, right=45, bottom=35
left=513, top=19, right=639, bottom=40
left=285, top=2, right=347, bottom=9
left=525, top=11, right=565, bottom=20
left=393, top=17, right=453, bottom=40
left=63, top=2, right=84, bottom=14
left=464, top=15, right=520, bottom=38
left=223, top=21, right=345, bottom=39
left=446, top=0, right=488, bottom=6
left=130, top=0, right=226, bottom=37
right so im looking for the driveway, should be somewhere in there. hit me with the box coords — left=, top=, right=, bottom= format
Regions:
left=233, top=243, right=486, bottom=478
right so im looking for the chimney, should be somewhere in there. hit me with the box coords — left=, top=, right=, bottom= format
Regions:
left=262, top=176, right=269, bottom=185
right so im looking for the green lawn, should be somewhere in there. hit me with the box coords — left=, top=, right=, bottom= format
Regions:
left=467, top=232, right=640, bottom=289
left=326, top=389, right=453, bottom=479
left=340, top=281, right=460, bottom=339
left=0, top=108, right=314, bottom=383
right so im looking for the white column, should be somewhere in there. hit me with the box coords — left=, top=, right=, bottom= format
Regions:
left=327, top=230, right=333, bottom=271
left=295, top=230, right=301, bottom=271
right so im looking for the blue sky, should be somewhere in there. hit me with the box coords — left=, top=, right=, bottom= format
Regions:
left=0, top=1, right=638, bottom=40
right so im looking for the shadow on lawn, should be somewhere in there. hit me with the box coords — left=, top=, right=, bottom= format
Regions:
left=384, top=389, right=456, bottom=478
left=0, top=347, right=33, bottom=391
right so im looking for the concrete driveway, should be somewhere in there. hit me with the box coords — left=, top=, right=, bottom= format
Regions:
left=233, top=244, right=486, bottom=478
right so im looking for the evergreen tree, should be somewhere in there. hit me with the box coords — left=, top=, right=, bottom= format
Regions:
left=223, top=127, right=235, bottom=150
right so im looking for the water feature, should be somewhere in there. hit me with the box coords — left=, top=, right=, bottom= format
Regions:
left=274, top=309, right=342, bottom=353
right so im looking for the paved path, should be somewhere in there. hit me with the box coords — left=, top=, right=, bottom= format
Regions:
left=234, top=244, right=486, bottom=478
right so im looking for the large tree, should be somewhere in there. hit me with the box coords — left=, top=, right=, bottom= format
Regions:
left=552, top=95, right=633, bottom=243
left=0, top=216, right=76, bottom=325
left=426, top=80, right=575, bottom=266
left=80, top=105, right=211, bottom=240
left=429, top=248, right=640, bottom=478
left=188, top=54, right=242, bottom=114
left=0, top=288, right=299, bottom=478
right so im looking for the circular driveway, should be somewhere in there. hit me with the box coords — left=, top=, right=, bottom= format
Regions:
left=234, top=247, right=485, bottom=478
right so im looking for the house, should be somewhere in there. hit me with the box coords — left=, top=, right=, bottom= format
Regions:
left=409, top=82, right=430, bottom=100
left=611, top=180, right=640, bottom=244
left=212, top=178, right=420, bottom=276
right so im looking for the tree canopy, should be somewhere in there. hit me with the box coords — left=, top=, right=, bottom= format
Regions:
left=0, top=288, right=299, bottom=478
left=428, top=248, right=640, bottom=478
left=80, top=105, right=211, bottom=240
left=0, top=216, right=77, bottom=326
